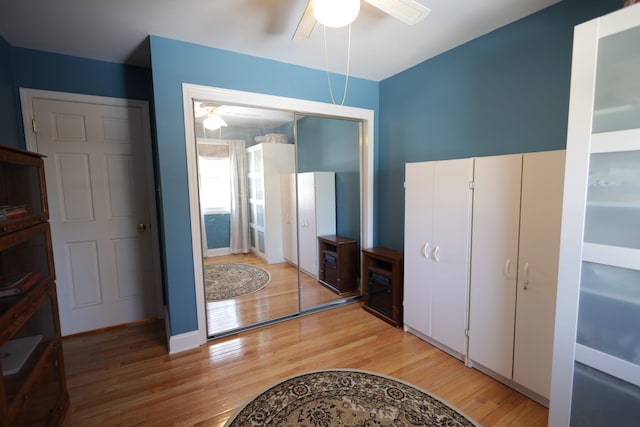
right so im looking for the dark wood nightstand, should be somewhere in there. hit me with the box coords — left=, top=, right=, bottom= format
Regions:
left=362, top=247, right=404, bottom=327
left=318, top=235, right=358, bottom=295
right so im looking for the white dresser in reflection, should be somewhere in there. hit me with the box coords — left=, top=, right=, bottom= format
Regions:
left=549, top=4, right=640, bottom=426
left=281, top=172, right=336, bottom=278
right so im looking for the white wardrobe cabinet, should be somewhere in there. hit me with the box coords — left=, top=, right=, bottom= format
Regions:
left=468, top=150, right=565, bottom=403
left=281, top=173, right=298, bottom=265
left=283, top=172, right=336, bottom=278
left=467, top=154, right=522, bottom=380
left=513, top=150, right=565, bottom=399
left=403, top=158, right=474, bottom=358
left=550, top=5, right=640, bottom=426
left=246, top=143, right=295, bottom=264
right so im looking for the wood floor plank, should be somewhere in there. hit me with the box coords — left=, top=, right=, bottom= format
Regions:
left=61, top=303, right=547, bottom=426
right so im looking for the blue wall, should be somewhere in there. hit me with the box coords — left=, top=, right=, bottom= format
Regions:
left=2, top=0, right=621, bottom=341
left=204, top=213, right=230, bottom=249
left=149, top=36, right=379, bottom=336
left=11, top=48, right=152, bottom=101
left=376, top=0, right=622, bottom=250
left=0, top=36, right=20, bottom=148
left=297, top=116, right=360, bottom=244
left=6, top=47, right=153, bottom=150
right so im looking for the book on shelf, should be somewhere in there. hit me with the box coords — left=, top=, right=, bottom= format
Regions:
left=0, top=272, right=42, bottom=297
left=0, top=204, right=28, bottom=221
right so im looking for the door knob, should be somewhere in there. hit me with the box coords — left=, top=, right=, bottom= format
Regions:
left=138, top=223, right=147, bottom=232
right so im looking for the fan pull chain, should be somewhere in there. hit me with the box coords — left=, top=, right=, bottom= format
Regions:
left=322, top=24, right=352, bottom=106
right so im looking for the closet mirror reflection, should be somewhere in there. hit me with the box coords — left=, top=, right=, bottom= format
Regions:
left=192, top=101, right=363, bottom=338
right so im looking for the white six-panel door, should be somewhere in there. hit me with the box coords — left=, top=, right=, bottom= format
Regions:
left=468, top=154, right=523, bottom=379
left=31, top=98, right=157, bottom=336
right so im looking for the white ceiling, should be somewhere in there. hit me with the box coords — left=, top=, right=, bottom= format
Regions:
left=196, top=102, right=296, bottom=128
left=0, top=0, right=561, bottom=81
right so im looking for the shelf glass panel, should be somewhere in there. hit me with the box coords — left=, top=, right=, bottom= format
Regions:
left=570, top=362, right=640, bottom=427
left=0, top=162, right=43, bottom=222
left=256, top=204, right=264, bottom=228
left=0, top=226, right=52, bottom=317
left=246, top=151, right=254, bottom=173
left=0, top=152, right=47, bottom=235
left=10, top=344, right=63, bottom=426
left=257, top=230, right=265, bottom=253
left=584, top=150, right=640, bottom=249
left=255, top=177, right=264, bottom=201
left=1, top=294, right=56, bottom=408
left=248, top=176, right=255, bottom=199
left=254, top=148, right=262, bottom=174
left=592, top=25, right=640, bottom=133
left=249, top=203, right=255, bottom=225
left=577, top=262, right=640, bottom=365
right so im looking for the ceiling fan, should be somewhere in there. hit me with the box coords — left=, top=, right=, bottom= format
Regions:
left=293, top=0, right=431, bottom=40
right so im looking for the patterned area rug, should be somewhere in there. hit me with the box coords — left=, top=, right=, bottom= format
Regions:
left=204, top=263, right=271, bottom=302
left=225, top=369, right=479, bottom=426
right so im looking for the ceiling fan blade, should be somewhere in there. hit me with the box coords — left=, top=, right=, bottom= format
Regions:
left=292, top=0, right=317, bottom=40
left=363, top=0, right=431, bottom=25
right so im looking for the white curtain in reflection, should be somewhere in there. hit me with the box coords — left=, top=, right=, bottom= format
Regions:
left=229, top=140, right=250, bottom=253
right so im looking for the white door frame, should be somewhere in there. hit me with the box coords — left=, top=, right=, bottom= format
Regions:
left=183, top=83, right=375, bottom=348
left=19, top=88, right=165, bottom=323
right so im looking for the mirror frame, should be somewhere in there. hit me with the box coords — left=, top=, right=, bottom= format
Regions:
left=182, top=83, right=375, bottom=344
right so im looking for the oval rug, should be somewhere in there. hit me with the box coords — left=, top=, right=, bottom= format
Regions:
left=225, top=369, right=479, bottom=426
left=204, top=263, right=271, bottom=301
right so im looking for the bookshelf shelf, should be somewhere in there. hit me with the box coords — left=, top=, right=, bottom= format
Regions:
left=0, top=145, right=68, bottom=426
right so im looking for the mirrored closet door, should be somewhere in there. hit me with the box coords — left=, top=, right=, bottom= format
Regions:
left=191, top=101, right=363, bottom=338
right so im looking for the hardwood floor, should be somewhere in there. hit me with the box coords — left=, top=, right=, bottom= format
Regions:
left=205, top=253, right=343, bottom=335
left=61, top=303, right=548, bottom=426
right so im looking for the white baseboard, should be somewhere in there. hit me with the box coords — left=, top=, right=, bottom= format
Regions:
left=205, top=247, right=230, bottom=257
left=165, top=306, right=203, bottom=354
left=168, top=329, right=202, bottom=354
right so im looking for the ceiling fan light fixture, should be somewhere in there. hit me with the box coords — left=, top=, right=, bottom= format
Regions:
left=313, top=0, right=360, bottom=28
left=203, top=114, right=227, bottom=131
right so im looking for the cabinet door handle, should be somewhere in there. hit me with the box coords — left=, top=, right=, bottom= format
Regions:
left=422, top=242, right=430, bottom=259
left=523, top=262, right=529, bottom=290
left=504, top=259, right=511, bottom=279
left=432, top=245, right=440, bottom=263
